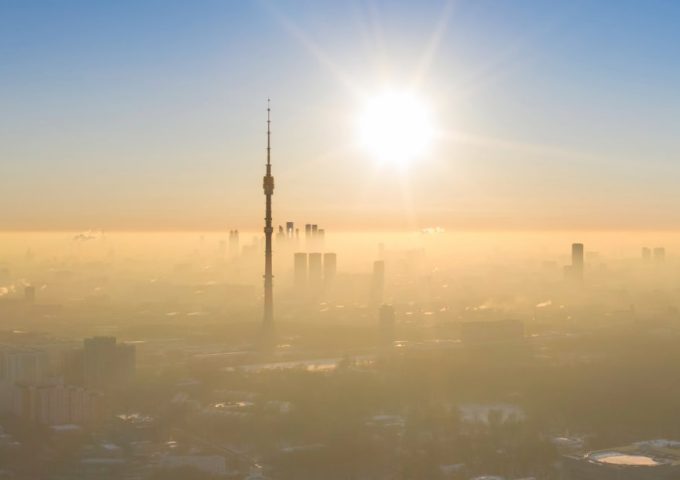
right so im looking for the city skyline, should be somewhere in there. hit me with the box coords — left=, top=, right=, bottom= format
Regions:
left=3, top=3, right=680, bottom=479
left=3, top=1, right=680, bottom=231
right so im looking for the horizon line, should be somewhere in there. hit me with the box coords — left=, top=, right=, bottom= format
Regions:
left=5, top=227, right=680, bottom=234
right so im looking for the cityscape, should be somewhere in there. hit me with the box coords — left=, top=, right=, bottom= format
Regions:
left=3, top=1, right=680, bottom=480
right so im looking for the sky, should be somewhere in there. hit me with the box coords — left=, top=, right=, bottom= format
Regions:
left=2, top=0, right=680, bottom=231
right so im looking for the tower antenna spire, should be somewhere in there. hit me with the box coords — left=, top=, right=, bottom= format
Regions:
left=262, top=99, right=275, bottom=332
left=266, top=98, right=271, bottom=167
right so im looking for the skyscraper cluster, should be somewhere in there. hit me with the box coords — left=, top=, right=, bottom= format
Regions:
left=276, top=221, right=300, bottom=243
left=275, top=221, right=326, bottom=251
left=293, top=251, right=337, bottom=295
left=305, top=223, right=325, bottom=251
left=642, top=246, right=666, bottom=263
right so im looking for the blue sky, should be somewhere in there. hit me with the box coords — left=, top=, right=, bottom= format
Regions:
left=2, top=0, right=680, bottom=230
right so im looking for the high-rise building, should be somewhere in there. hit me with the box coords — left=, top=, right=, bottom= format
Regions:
left=308, top=253, right=322, bottom=287
left=13, top=383, right=103, bottom=426
left=262, top=100, right=275, bottom=330
left=0, top=347, right=48, bottom=385
left=654, top=247, right=666, bottom=263
left=302, top=223, right=325, bottom=251
left=571, top=243, right=584, bottom=281
left=228, top=230, right=239, bottom=258
left=642, top=247, right=652, bottom=262
left=317, top=228, right=325, bottom=251
left=294, top=252, right=307, bottom=290
left=286, top=222, right=294, bottom=238
left=323, top=253, right=337, bottom=288
left=81, top=337, right=135, bottom=390
left=571, top=243, right=584, bottom=269
left=371, top=260, right=385, bottom=304
left=0, top=347, right=49, bottom=414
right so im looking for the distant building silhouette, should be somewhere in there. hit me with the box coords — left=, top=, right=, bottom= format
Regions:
left=654, top=247, right=666, bottom=263
left=642, top=247, right=651, bottom=263
left=0, top=347, right=48, bottom=385
left=317, top=228, right=325, bottom=251
left=300, top=223, right=325, bottom=251
left=323, top=253, right=337, bottom=289
left=228, top=230, right=239, bottom=257
left=0, top=347, right=49, bottom=417
left=294, top=252, right=307, bottom=290
left=13, top=383, right=103, bottom=426
left=308, top=253, right=322, bottom=288
left=571, top=243, right=584, bottom=280
left=84, top=337, right=135, bottom=389
left=371, top=260, right=385, bottom=304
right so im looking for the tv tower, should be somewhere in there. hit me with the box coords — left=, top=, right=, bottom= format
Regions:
left=262, top=99, right=274, bottom=330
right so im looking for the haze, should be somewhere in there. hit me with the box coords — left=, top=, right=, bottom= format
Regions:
left=4, top=1, right=680, bottom=480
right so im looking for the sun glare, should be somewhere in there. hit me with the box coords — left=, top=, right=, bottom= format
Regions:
left=357, top=90, right=434, bottom=166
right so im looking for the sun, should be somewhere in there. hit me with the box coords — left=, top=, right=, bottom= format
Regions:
left=357, top=90, right=434, bottom=166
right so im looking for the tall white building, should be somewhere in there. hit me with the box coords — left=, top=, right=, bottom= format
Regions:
left=0, top=347, right=49, bottom=413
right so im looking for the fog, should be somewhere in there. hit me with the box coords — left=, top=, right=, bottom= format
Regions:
left=2, top=230, right=680, bottom=479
